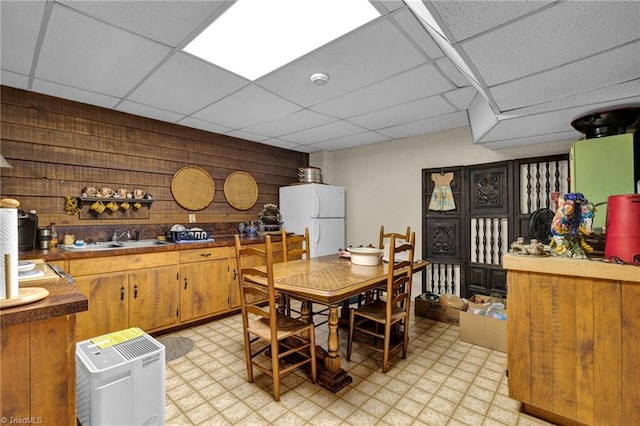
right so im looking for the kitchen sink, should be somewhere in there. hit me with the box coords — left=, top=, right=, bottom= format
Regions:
left=112, top=239, right=173, bottom=248
left=60, top=239, right=173, bottom=252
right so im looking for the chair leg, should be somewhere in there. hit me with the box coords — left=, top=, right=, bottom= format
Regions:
left=271, top=340, right=281, bottom=401
left=382, top=322, right=391, bottom=373
left=402, top=319, right=409, bottom=359
left=346, top=308, right=355, bottom=361
left=243, top=332, right=254, bottom=382
left=309, top=328, right=317, bottom=383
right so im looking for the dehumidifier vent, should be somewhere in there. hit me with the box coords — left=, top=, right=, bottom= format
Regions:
left=114, top=336, right=162, bottom=361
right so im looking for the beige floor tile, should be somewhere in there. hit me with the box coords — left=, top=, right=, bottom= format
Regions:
left=161, top=311, right=556, bottom=426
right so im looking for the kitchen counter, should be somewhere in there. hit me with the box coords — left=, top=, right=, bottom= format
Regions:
left=503, top=254, right=639, bottom=426
left=20, top=234, right=279, bottom=261
left=1, top=277, right=88, bottom=425
left=1, top=277, right=88, bottom=326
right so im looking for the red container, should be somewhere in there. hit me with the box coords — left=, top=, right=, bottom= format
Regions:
left=605, top=194, right=640, bottom=263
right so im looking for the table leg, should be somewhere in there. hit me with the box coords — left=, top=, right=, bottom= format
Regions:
left=316, top=304, right=353, bottom=392
left=300, top=300, right=311, bottom=340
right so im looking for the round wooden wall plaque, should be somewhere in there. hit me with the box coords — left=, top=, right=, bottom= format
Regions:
left=171, top=166, right=215, bottom=211
left=224, top=171, right=258, bottom=211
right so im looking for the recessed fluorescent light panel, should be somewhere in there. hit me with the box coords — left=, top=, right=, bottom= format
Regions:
left=183, top=0, right=380, bottom=81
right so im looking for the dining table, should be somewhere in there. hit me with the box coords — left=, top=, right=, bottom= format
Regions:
left=246, top=253, right=428, bottom=392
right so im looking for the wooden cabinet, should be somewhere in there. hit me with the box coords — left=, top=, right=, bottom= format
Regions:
left=504, top=254, right=640, bottom=426
left=69, top=240, right=285, bottom=339
left=70, top=252, right=179, bottom=340
left=75, top=272, right=129, bottom=340
left=180, top=247, right=232, bottom=321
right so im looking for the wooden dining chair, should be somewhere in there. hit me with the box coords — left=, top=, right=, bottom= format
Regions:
left=234, top=234, right=317, bottom=401
left=379, top=225, right=411, bottom=254
left=347, top=231, right=415, bottom=373
left=359, top=225, right=412, bottom=306
left=280, top=228, right=330, bottom=325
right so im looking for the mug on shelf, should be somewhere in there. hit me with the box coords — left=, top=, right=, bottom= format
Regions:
left=99, top=187, right=114, bottom=198
left=106, top=201, right=119, bottom=212
left=133, top=202, right=142, bottom=209
left=134, top=189, right=145, bottom=199
left=91, top=200, right=105, bottom=214
left=120, top=201, right=131, bottom=210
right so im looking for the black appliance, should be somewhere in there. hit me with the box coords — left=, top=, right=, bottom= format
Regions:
left=18, top=210, right=38, bottom=251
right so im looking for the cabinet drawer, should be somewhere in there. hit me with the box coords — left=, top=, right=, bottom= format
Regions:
left=180, top=247, right=230, bottom=263
left=70, top=251, right=179, bottom=276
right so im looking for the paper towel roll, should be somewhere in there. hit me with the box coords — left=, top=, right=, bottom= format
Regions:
left=1, top=208, right=19, bottom=299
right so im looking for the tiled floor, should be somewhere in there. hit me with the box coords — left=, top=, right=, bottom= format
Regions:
left=164, top=310, right=555, bottom=425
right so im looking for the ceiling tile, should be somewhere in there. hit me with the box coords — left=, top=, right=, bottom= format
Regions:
left=311, top=63, right=453, bottom=118
left=435, top=57, right=471, bottom=88
left=116, top=100, right=185, bottom=123
left=178, top=116, right=233, bottom=135
left=58, top=0, right=231, bottom=47
left=443, top=86, right=477, bottom=110
left=349, top=95, right=456, bottom=129
left=462, top=1, right=640, bottom=85
left=127, top=52, right=249, bottom=115
left=192, top=85, right=301, bottom=129
left=491, top=42, right=640, bottom=111
left=479, top=130, right=578, bottom=150
left=36, top=4, right=171, bottom=97
left=257, top=17, right=427, bottom=107
left=431, top=0, right=552, bottom=42
left=243, top=109, right=337, bottom=138
left=31, top=79, right=120, bottom=109
left=308, top=131, right=390, bottom=151
left=280, top=120, right=367, bottom=144
left=377, top=111, right=468, bottom=139
left=391, top=7, right=443, bottom=60
left=1, top=70, right=29, bottom=89
left=0, top=1, right=46, bottom=75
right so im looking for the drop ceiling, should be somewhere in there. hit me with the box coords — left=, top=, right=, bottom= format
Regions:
left=1, top=1, right=639, bottom=153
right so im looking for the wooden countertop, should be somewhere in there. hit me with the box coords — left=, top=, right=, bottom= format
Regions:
left=1, top=278, right=88, bottom=327
left=503, top=253, right=640, bottom=283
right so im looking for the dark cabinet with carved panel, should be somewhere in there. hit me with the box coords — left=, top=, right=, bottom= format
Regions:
left=422, top=155, right=569, bottom=299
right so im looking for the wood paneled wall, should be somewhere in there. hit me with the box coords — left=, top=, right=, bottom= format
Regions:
left=0, top=86, right=307, bottom=229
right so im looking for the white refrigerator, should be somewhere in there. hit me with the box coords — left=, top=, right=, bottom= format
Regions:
left=279, top=184, right=345, bottom=257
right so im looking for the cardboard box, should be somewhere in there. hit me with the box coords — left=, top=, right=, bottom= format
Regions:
left=459, top=301, right=507, bottom=352
left=415, top=295, right=462, bottom=325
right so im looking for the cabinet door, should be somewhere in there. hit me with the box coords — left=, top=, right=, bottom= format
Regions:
left=180, top=259, right=230, bottom=321
left=75, top=273, right=129, bottom=341
left=129, top=266, right=180, bottom=331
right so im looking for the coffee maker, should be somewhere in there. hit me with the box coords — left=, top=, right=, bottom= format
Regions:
left=17, top=210, right=38, bottom=251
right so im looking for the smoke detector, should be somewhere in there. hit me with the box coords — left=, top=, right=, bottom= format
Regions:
left=310, top=72, right=329, bottom=86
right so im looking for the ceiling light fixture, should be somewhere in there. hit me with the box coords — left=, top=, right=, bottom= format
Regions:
left=310, top=72, right=329, bottom=85
left=183, top=0, right=380, bottom=81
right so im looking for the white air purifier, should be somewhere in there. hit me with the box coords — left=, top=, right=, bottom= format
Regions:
left=76, top=327, right=165, bottom=425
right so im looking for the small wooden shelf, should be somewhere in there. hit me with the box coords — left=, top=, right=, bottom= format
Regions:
left=77, top=197, right=153, bottom=220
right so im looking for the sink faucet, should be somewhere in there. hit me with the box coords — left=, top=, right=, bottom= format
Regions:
left=112, top=229, right=131, bottom=242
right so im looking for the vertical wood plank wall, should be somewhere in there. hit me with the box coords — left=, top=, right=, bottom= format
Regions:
left=0, top=86, right=308, bottom=228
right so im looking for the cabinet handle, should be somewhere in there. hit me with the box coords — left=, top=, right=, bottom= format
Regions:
left=120, top=286, right=125, bottom=301
left=134, top=284, right=138, bottom=299
left=184, top=277, right=188, bottom=290
left=233, top=269, right=237, bottom=281
left=200, top=253, right=212, bottom=258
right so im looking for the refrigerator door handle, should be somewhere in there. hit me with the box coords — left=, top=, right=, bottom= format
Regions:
left=314, top=221, right=320, bottom=248
left=313, top=191, right=320, bottom=217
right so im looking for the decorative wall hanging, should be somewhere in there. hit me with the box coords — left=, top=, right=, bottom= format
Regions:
left=428, top=172, right=456, bottom=211
left=171, top=166, right=215, bottom=211
left=224, top=171, right=258, bottom=211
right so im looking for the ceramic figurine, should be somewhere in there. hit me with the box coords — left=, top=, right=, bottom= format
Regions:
left=549, top=193, right=595, bottom=258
